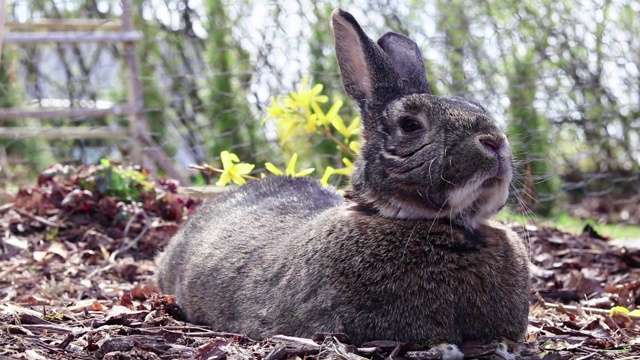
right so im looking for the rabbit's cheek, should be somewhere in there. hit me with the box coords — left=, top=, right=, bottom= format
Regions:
left=448, top=181, right=478, bottom=215
left=476, top=177, right=510, bottom=222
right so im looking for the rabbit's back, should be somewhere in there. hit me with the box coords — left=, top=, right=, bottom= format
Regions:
left=155, top=176, right=343, bottom=325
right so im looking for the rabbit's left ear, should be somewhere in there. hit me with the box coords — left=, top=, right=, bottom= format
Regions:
left=377, top=32, right=431, bottom=95
left=331, top=9, right=402, bottom=108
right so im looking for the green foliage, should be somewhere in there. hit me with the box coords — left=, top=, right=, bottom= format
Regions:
left=436, top=0, right=469, bottom=94
left=44, top=227, right=59, bottom=242
left=0, top=50, right=56, bottom=178
left=506, top=43, right=559, bottom=216
left=42, top=312, right=64, bottom=321
left=81, top=159, right=154, bottom=202
left=496, top=210, right=640, bottom=239
left=205, top=0, right=264, bottom=162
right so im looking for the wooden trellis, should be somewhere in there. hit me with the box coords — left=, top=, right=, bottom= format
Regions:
left=0, top=0, right=186, bottom=184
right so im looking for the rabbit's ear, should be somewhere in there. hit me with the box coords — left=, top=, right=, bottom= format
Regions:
left=331, top=9, right=402, bottom=106
left=377, top=32, right=432, bottom=95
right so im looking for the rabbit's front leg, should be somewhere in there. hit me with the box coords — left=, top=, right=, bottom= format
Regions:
left=495, top=342, right=518, bottom=360
left=426, top=343, right=464, bottom=360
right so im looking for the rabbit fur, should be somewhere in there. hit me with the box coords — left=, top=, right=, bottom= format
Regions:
left=156, top=8, right=530, bottom=347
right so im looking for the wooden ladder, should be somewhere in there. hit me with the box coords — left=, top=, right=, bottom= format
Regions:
left=0, top=0, right=186, bottom=184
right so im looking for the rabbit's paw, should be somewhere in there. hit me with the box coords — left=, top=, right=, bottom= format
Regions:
left=495, top=342, right=517, bottom=360
left=426, top=343, right=464, bottom=360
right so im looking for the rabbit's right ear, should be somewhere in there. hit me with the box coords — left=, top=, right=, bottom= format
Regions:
left=377, top=32, right=432, bottom=95
left=331, top=9, right=402, bottom=107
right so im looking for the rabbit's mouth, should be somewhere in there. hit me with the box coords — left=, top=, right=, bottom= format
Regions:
left=487, top=156, right=512, bottom=180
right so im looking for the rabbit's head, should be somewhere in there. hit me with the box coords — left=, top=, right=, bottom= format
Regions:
left=332, top=9, right=513, bottom=229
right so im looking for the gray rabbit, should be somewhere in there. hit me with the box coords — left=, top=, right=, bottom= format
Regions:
left=156, top=8, right=530, bottom=355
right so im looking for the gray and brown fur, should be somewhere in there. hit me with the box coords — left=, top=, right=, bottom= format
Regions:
left=156, top=8, right=530, bottom=347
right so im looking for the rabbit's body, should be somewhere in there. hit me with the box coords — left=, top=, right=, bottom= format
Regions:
left=156, top=8, right=531, bottom=349
left=157, top=177, right=529, bottom=345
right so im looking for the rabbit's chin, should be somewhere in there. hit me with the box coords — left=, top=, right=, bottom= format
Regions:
left=374, top=171, right=511, bottom=229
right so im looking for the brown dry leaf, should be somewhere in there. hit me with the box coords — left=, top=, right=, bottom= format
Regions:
left=15, top=190, right=43, bottom=212
left=197, top=338, right=231, bottom=359
left=120, top=292, right=135, bottom=309
left=130, top=284, right=156, bottom=301
left=46, top=241, right=68, bottom=260
left=88, top=300, right=106, bottom=312
left=65, top=299, right=108, bottom=312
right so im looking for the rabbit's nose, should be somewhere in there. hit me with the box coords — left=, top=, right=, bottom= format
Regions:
left=479, top=136, right=505, bottom=154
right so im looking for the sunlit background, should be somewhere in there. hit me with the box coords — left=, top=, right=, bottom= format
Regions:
left=1, top=0, right=639, bottom=222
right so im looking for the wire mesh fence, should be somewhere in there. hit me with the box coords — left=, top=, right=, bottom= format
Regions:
left=1, top=0, right=639, bottom=222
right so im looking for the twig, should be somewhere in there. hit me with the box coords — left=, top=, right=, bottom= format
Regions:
left=85, top=263, right=114, bottom=280
left=57, top=332, right=74, bottom=349
left=271, top=334, right=321, bottom=352
left=536, top=294, right=640, bottom=320
left=388, top=342, right=402, bottom=358
left=575, top=353, right=597, bottom=360
left=112, top=211, right=150, bottom=260
left=13, top=207, right=59, bottom=227
left=318, top=127, right=357, bottom=158
left=86, top=212, right=150, bottom=279
left=21, top=323, right=75, bottom=335
left=0, top=202, right=14, bottom=214
left=0, top=261, right=23, bottom=278
left=122, top=210, right=139, bottom=239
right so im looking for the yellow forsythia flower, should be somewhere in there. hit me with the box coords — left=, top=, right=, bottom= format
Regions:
left=320, top=158, right=354, bottom=186
left=265, top=153, right=315, bottom=177
left=216, top=151, right=255, bottom=186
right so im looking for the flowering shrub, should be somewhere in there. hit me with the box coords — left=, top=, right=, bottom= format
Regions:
left=206, top=77, right=360, bottom=187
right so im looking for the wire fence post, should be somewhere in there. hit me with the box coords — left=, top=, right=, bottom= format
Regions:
left=0, top=0, right=6, bottom=67
left=121, top=0, right=187, bottom=184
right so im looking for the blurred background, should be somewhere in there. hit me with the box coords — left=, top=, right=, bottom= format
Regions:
left=0, top=0, right=638, bottom=222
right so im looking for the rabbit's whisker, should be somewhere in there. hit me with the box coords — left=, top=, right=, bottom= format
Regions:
left=440, top=175, right=455, bottom=186
left=400, top=224, right=417, bottom=261
left=428, top=158, right=436, bottom=183
left=427, top=200, right=448, bottom=235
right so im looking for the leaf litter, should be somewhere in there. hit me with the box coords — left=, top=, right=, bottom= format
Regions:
left=0, top=163, right=638, bottom=359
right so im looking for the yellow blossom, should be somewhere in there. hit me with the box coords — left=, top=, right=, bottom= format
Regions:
left=610, top=306, right=640, bottom=316
left=288, top=76, right=329, bottom=115
left=216, top=151, right=255, bottom=186
left=315, top=99, right=343, bottom=127
left=349, top=140, right=361, bottom=154
left=277, top=117, right=302, bottom=145
left=332, top=115, right=360, bottom=139
left=265, top=153, right=315, bottom=177
left=321, top=166, right=335, bottom=186
left=262, top=96, right=287, bottom=124
left=304, top=114, right=319, bottom=134
left=320, top=158, right=354, bottom=186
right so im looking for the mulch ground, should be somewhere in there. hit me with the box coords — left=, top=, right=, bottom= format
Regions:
left=0, top=164, right=638, bottom=359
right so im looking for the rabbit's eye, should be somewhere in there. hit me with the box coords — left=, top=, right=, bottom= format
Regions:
left=399, top=117, right=424, bottom=133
